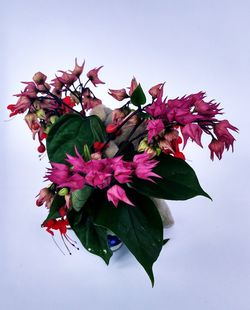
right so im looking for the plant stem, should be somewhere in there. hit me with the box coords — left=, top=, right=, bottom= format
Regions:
left=42, top=84, right=84, bottom=117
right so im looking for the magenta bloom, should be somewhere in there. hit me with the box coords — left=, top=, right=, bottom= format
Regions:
left=181, top=123, right=203, bottom=148
left=59, top=173, right=85, bottom=191
left=208, top=139, right=225, bottom=160
left=113, top=160, right=133, bottom=183
left=107, top=185, right=134, bottom=207
left=87, top=66, right=105, bottom=87
left=66, top=147, right=86, bottom=173
left=214, top=120, right=239, bottom=150
left=46, top=163, right=70, bottom=184
left=195, top=98, right=222, bottom=118
left=85, top=170, right=112, bottom=189
left=145, top=94, right=167, bottom=119
left=147, top=119, right=165, bottom=142
left=133, top=153, right=161, bottom=182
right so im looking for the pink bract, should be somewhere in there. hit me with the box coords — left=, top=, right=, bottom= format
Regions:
left=87, top=66, right=105, bottom=87
left=107, top=185, right=134, bottom=207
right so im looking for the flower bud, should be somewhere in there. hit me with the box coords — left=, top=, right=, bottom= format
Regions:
left=36, top=108, right=46, bottom=119
left=144, top=147, right=157, bottom=158
left=37, top=143, right=46, bottom=153
left=58, top=188, right=69, bottom=196
left=91, top=152, right=102, bottom=160
left=138, top=138, right=149, bottom=152
left=208, top=139, right=225, bottom=160
left=50, top=115, right=58, bottom=124
left=148, top=83, right=164, bottom=98
left=33, top=72, right=47, bottom=85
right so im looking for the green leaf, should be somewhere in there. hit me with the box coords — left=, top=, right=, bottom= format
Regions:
left=46, top=114, right=106, bottom=163
left=130, top=84, right=147, bottom=106
left=68, top=208, right=112, bottom=264
left=94, top=188, right=163, bottom=286
left=163, top=239, right=170, bottom=246
left=44, top=195, right=65, bottom=222
left=71, top=186, right=94, bottom=212
left=131, top=154, right=211, bottom=200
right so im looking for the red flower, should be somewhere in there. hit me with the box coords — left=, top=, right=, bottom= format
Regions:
left=43, top=218, right=69, bottom=236
left=63, top=96, right=76, bottom=108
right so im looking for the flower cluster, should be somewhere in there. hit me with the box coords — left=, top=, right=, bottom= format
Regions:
left=45, top=149, right=160, bottom=207
left=8, top=59, right=238, bottom=285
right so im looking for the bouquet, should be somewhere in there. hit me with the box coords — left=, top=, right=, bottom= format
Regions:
left=7, top=59, right=238, bottom=285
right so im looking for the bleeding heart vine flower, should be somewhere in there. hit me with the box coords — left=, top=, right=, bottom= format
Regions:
left=8, top=58, right=238, bottom=286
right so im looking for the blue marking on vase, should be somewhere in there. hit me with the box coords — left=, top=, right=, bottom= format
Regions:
left=107, top=234, right=122, bottom=251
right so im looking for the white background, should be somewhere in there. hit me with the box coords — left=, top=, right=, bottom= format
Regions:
left=1, top=1, right=250, bottom=309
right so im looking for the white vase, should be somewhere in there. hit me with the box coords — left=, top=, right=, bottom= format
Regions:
left=152, top=198, right=174, bottom=228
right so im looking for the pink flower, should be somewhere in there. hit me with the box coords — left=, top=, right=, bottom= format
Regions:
left=85, top=170, right=112, bottom=189
left=66, top=147, right=86, bottom=173
left=50, top=77, right=64, bottom=90
left=36, top=188, right=54, bottom=208
left=24, top=113, right=41, bottom=139
left=87, top=66, right=105, bottom=87
left=128, top=77, right=138, bottom=96
left=181, top=123, right=203, bottom=148
left=46, top=163, right=70, bottom=185
left=15, top=82, right=38, bottom=99
left=214, top=120, right=238, bottom=150
left=59, top=173, right=85, bottom=191
left=71, top=58, right=85, bottom=77
left=159, top=130, right=185, bottom=159
left=173, top=109, right=201, bottom=125
left=145, top=94, right=167, bottom=119
left=147, top=119, right=165, bottom=142
left=195, top=98, right=222, bottom=118
left=107, top=185, right=134, bottom=207
left=108, top=88, right=128, bottom=101
left=113, top=161, right=133, bottom=183
left=208, top=139, right=225, bottom=160
left=133, top=153, right=161, bottom=182
left=83, top=96, right=102, bottom=110
left=166, top=95, right=200, bottom=124
left=57, top=71, right=77, bottom=87
left=7, top=96, right=32, bottom=117
left=148, top=83, right=165, bottom=98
